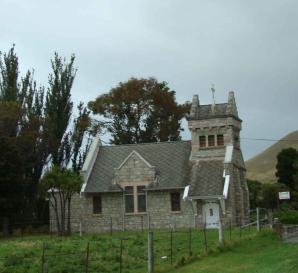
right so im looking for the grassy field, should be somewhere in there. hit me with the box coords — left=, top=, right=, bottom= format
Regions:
left=0, top=227, right=255, bottom=273
left=166, top=231, right=298, bottom=273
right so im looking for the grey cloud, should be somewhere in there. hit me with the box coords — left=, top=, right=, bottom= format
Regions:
left=1, top=0, right=297, bottom=159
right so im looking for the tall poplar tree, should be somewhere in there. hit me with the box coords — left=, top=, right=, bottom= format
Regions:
left=45, top=53, right=76, bottom=166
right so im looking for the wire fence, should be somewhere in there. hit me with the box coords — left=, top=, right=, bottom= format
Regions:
left=0, top=217, right=266, bottom=273
left=0, top=208, right=274, bottom=273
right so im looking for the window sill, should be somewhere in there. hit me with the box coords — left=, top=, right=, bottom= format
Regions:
left=125, top=212, right=148, bottom=216
left=92, top=213, right=102, bottom=217
left=171, top=211, right=181, bottom=214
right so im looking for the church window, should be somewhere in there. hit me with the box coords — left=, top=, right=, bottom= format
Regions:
left=137, top=186, right=146, bottom=212
left=125, top=186, right=134, bottom=213
left=208, top=135, right=215, bottom=147
left=93, top=196, right=102, bottom=214
left=171, top=192, right=181, bottom=211
left=217, top=135, right=224, bottom=146
left=124, top=185, right=147, bottom=213
left=199, top=136, right=206, bottom=147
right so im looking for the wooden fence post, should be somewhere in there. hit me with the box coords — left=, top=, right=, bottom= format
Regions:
left=218, top=218, right=224, bottom=244
left=256, top=207, right=260, bottom=232
left=170, top=229, right=173, bottom=264
left=229, top=220, right=232, bottom=240
left=148, top=231, right=154, bottom=273
left=268, top=209, right=273, bottom=229
left=119, top=239, right=123, bottom=273
left=85, top=242, right=90, bottom=273
left=203, top=223, right=208, bottom=252
left=41, top=242, right=45, bottom=273
left=110, top=217, right=113, bottom=236
left=188, top=228, right=192, bottom=255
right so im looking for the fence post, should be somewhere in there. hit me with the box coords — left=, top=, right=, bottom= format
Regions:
left=188, top=228, right=192, bottom=256
left=119, top=239, right=123, bottom=273
left=170, top=229, right=173, bottom=264
left=80, top=220, right=83, bottom=237
left=147, top=214, right=151, bottom=231
left=110, top=217, right=113, bottom=236
left=85, top=242, right=90, bottom=273
left=203, top=223, right=208, bottom=252
left=229, top=220, right=232, bottom=241
left=41, top=242, right=45, bottom=273
left=268, top=209, right=273, bottom=229
left=148, top=231, right=154, bottom=273
left=239, top=226, right=242, bottom=239
left=141, top=216, right=144, bottom=232
left=50, top=219, right=53, bottom=239
left=218, top=218, right=224, bottom=244
left=256, top=207, right=260, bottom=232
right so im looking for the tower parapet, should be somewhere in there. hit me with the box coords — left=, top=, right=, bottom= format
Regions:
left=188, top=91, right=242, bottom=160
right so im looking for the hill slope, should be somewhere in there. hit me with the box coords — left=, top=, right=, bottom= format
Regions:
left=245, top=131, right=298, bottom=183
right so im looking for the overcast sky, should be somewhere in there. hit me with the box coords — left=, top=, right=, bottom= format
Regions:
left=1, top=0, right=297, bottom=160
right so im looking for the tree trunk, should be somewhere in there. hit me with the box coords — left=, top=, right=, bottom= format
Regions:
left=51, top=192, right=61, bottom=235
left=59, top=191, right=65, bottom=235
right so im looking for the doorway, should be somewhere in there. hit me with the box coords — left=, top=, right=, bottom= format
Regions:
left=202, top=202, right=219, bottom=229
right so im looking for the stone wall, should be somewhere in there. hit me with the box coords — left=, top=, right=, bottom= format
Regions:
left=50, top=190, right=196, bottom=234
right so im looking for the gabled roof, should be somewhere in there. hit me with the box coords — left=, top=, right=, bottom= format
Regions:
left=189, top=160, right=224, bottom=197
left=83, top=141, right=192, bottom=193
left=116, top=150, right=154, bottom=170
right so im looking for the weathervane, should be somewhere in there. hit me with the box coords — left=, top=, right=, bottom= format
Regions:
left=211, top=83, right=216, bottom=105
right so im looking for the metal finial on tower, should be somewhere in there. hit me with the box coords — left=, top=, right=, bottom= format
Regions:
left=211, top=84, right=216, bottom=105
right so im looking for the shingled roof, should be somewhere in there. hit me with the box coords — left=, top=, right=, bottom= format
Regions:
left=84, top=141, right=192, bottom=193
left=189, top=160, right=224, bottom=197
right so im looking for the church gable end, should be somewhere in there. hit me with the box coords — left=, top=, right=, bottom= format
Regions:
left=114, top=150, right=156, bottom=186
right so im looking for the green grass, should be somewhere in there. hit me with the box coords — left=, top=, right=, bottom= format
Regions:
left=166, top=231, right=298, bottom=273
left=0, top=227, right=255, bottom=273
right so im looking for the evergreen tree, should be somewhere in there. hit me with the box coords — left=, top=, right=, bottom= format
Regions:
left=45, top=53, right=76, bottom=166
left=276, top=148, right=298, bottom=191
left=0, top=46, right=47, bottom=222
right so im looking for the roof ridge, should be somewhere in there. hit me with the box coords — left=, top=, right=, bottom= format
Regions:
left=100, top=140, right=191, bottom=148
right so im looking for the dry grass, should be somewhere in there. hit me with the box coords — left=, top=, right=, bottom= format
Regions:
left=245, top=131, right=298, bottom=183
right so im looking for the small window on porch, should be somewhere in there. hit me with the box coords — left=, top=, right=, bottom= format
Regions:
left=199, top=136, right=206, bottom=147
left=208, top=135, right=215, bottom=147
left=209, top=208, right=213, bottom=216
left=171, top=192, right=181, bottom=212
left=217, top=134, right=224, bottom=146
left=93, top=196, right=102, bottom=214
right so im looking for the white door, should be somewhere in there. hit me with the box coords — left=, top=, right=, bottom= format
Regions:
left=202, top=202, right=219, bottom=229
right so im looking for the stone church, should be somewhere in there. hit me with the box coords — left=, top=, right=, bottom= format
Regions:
left=51, top=91, right=249, bottom=233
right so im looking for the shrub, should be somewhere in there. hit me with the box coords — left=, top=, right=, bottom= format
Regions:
left=276, top=210, right=298, bottom=224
